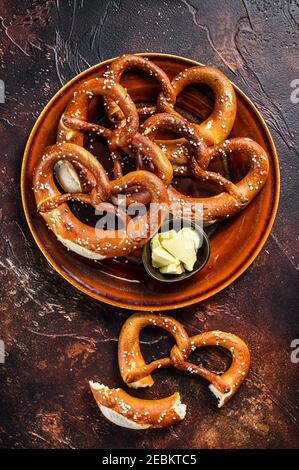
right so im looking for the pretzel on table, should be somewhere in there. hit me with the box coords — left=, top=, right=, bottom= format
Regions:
left=90, top=313, right=250, bottom=429
left=89, top=382, right=186, bottom=429
left=118, top=313, right=250, bottom=404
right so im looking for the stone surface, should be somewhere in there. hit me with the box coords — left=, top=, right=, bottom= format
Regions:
left=0, top=0, right=298, bottom=449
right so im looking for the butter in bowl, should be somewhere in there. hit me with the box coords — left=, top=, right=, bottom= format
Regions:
left=142, top=217, right=210, bottom=283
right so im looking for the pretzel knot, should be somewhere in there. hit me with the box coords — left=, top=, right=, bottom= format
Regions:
left=90, top=313, right=250, bottom=429
left=118, top=313, right=191, bottom=389
left=33, top=143, right=169, bottom=260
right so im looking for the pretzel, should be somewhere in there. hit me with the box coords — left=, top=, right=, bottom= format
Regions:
left=109, top=132, right=174, bottom=206
left=168, top=137, right=269, bottom=224
left=103, top=54, right=175, bottom=124
left=33, top=143, right=169, bottom=259
left=89, top=382, right=186, bottom=429
left=58, top=77, right=139, bottom=148
left=157, top=65, right=237, bottom=146
left=118, top=313, right=250, bottom=407
left=56, top=73, right=174, bottom=193
left=55, top=127, right=174, bottom=209
left=89, top=313, right=250, bottom=429
left=110, top=113, right=204, bottom=206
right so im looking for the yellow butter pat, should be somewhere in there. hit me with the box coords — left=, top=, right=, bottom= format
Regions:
left=159, top=229, right=177, bottom=242
left=160, top=262, right=185, bottom=275
left=151, top=246, right=178, bottom=268
left=180, top=227, right=202, bottom=250
left=150, top=234, right=161, bottom=250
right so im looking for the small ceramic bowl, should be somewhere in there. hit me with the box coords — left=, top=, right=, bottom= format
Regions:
left=142, top=218, right=210, bottom=283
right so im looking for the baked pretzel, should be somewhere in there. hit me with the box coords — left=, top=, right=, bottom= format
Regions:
left=56, top=126, right=174, bottom=209
left=118, top=313, right=250, bottom=407
left=56, top=73, right=174, bottom=192
left=110, top=113, right=204, bottom=206
left=33, top=143, right=169, bottom=259
left=168, top=137, right=269, bottom=224
left=157, top=65, right=237, bottom=146
left=89, top=313, right=250, bottom=429
left=58, top=77, right=139, bottom=148
left=103, top=54, right=175, bottom=123
left=89, top=382, right=186, bottom=429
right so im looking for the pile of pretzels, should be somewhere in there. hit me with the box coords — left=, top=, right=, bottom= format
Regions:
left=90, top=312, right=250, bottom=429
left=33, top=54, right=269, bottom=261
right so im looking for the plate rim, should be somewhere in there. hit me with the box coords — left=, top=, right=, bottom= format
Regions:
left=21, top=53, right=280, bottom=311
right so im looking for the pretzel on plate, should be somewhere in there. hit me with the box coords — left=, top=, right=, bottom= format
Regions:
left=89, top=382, right=186, bottom=429
left=168, top=137, right=269, bottom=224
left=142, top=113, right=209, bottom=170
left=56, top=73, right=174, bottom=194
left=103, top=54, right=175, bottom=123
left=157, top=65, right=237, bottom=146
left=33, top=143, right=169, bottom=259
left=118, top=313, right=250, bottom=407
left=58, top=77, right=139, bottom=148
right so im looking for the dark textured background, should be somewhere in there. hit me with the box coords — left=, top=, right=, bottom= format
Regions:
left=0, top=0, right=298, bottom=449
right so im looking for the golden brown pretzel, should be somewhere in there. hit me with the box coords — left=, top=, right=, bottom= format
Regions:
left=168, top=137, right=269, bottom=224
left=103, top=54, right=175, bottom=123
left=56, top=73, right=173, bottom=189
left=33, top=143, right=169, bottom=259
left=89, top=313, right=250, bottom=429
left=127, top=113, right=269, bottom=223
left=118, top=313, right=250, bottom=407
left=157, top=65, right=237, bottom=146
left=111, top=113, right=204, bottom=206
left=89, top=382, right=186, bottom=429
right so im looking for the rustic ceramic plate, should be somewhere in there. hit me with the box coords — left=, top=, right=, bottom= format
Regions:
left=21, top=53, right=279, bottom=311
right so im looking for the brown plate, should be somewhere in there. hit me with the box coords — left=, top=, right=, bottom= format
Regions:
left=21, top=53, right=279, bottom=311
